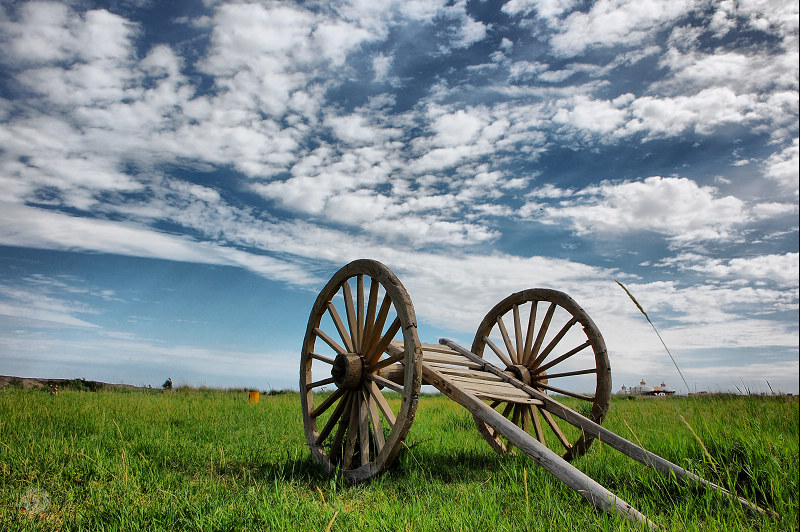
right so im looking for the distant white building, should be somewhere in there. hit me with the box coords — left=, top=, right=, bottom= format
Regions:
left=617, top=379, right=676, bottom=396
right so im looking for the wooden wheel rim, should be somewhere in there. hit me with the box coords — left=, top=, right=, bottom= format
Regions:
left=300, top=259, right=422, bottom=481
left=471, top=289, right=611, bottom=461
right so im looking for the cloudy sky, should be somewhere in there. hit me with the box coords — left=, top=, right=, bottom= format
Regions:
left=0, top=0, right=797, bottom=393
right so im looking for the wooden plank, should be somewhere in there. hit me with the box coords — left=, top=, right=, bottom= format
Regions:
left=471, top=391, right=544, bottom=405
left=420, top=351, right=482, bottom=369
left=447, top=375, right=531, bottom=396
left=431, top=365, right=504, bottom=382
left=418, top=343, right=464, bottom=354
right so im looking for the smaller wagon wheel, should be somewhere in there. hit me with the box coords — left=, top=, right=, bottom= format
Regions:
left=471, top=289, right=611, bottom=461
left=300, top=259, right=423, bottom=481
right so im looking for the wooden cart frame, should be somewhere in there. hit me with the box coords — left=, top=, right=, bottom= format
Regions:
left=300, top=259, right=772, bottom=528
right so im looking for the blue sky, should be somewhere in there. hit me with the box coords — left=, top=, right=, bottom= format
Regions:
left=0, top=0, right=797, bottom=393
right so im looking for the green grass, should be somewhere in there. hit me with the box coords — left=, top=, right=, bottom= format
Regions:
left=1, top=388, right=797, bottom=531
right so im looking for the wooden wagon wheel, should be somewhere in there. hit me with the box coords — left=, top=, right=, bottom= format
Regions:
left=300, top=259, right=423, bottom=481
left=471, top=289, right=611, bottom=461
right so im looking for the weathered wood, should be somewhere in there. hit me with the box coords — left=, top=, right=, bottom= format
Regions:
left=421, top=351, right=483, bottom=369
left=326, top=302, right=354, bottom=353
left=421, top=361, right=656, bottom=529
left=513, top=304, right=523, bottom=363
left=484, top=336, right=515, bottom=368
left=313, top=328, right=347, bottom=357
left=300, top=259, right=422, bottom=481
left=470, top=391, right=543, bottom=405
left=496, top=316, right=517, bottom=363
left=442, top=338, right=774, bottom=516
left=427, top=364, right=504, bottom=382
left=447, top=375, right=532, bottom=397
left=470, top=289, right=611, bottom=461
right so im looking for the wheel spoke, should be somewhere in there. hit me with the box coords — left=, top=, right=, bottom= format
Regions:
left=342, top=394, right=360, bottom=468
left=342, top=282, right=359, bottom=352
left=536, top=382, right=594, bottom=402
left=366, top=317, right=401, bottom=364
left=310, top=352, right=336, bottom=365
left=366, top=389, right=385, bottom=454
left=366, top=372, right=404, bottom=394
left=522, top=301, right=538, bottom=364
left=484, top=336, right=514, bottom=368
left=362, top=278, right=380, bottom=351
left=364, top=352, right=404, bottom=373
left=314, top=327, right=347, bottom=356
left=497, top=316, right=518, bottom=364
left=531, top=317, right=578, bottom=370
left=356, top=274, right=365, bottom=350
left=358, top=390, right=370, bottom=466
left=329, top=392, right=354, bottom=464
left=363, top=294, right=392, bottom=355
left=315, top=390, right=351, bottom=445
left=308, top=376, right=336, bottom=389
left=521, top=404, right=532, bottom=433
left=536, top=341, right=591, bottom=374
left=529, top=302, right=556, bottom=366
left=311, top=387, right=346, bottom=418
left=512, top=305, right=523, bottom=362
left=326, top=302, right=354, bottom=353
left=367, top=380, right=396, bottom=427
left=530, top=405, right=546, bottom=443
left=540, top=408, right=572, bottom=451
left=532, top=368, right=597, bottom=380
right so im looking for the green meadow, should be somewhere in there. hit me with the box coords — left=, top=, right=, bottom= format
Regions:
left=1, top=386, right=797, bottom=531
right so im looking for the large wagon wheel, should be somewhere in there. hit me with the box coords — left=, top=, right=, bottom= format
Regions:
left=471, top=289, right=611, bottom=461
left=300, top=259, right=423, bottom=481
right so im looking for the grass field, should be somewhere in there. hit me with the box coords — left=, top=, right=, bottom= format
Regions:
left=1, top=386, right=797, bottom=531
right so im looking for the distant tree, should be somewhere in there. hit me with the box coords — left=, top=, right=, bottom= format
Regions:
left=162, top=378, right=173, bottom=391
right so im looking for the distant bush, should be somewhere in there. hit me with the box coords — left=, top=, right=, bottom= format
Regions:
left=61, top=378, right=104, bottom=392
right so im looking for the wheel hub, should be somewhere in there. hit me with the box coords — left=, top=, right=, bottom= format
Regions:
left=505, top=364, right=532, bottom=385
left=331, top=353, right=364, bottom=389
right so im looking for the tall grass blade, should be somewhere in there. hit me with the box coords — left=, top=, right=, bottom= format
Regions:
left=615, top=279, right=691, bottom=394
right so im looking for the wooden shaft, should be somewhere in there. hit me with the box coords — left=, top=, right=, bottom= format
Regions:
left=440, top=338, right=776, bottom=517
left=421, top=362, right=657, bottom=529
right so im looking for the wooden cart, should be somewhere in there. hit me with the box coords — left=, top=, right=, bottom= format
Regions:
left=300, top=259, right=770, bottom=528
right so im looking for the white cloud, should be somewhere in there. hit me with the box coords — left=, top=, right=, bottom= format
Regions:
left=531, top=176, right=759, bottom=243
left=502, top=0, right=579, bottom=19
left=763, top=138, right=800, bottom=196
left=659, top=252, right=800, bottom=288
left=548, top=0, right=698, bottom=57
